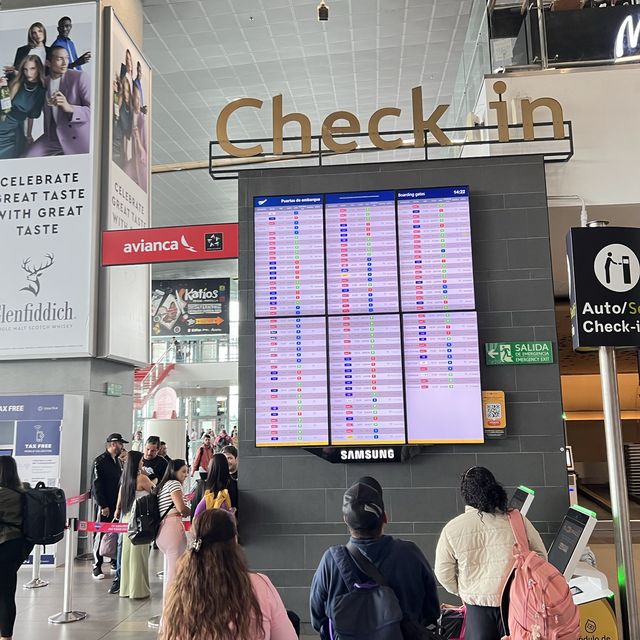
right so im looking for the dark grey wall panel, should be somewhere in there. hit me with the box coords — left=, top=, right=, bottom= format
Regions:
left=237, top=155, right=568, bottom=622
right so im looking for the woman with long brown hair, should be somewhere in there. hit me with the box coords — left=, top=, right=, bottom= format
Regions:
left=161, top=509, right=297, bottom=640
left=0, top=55, right=45, bottom=159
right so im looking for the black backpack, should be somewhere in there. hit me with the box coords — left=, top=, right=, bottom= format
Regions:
left=127, top=491, right=171, bottom=546
left=1, top=482, right=67, bottom=546
left=329, top=543, right=437, bottom=640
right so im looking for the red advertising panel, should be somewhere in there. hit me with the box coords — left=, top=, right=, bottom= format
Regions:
left=102, top=223, right=239, bottom=265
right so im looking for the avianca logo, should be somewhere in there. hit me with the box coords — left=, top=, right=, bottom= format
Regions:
left=123, top=235, right=197, bottom=254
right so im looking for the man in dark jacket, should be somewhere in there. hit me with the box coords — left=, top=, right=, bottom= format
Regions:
left=91, top=433, right=126, bottom=580
left=310, top=477, right=440, bottom=639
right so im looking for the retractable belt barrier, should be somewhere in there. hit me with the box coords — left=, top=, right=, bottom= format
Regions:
left=66, top=492, right=91, bottom=506
left=77, top=519, right=192, bottom=533
left=26, top=491, right=91, bottom=591
left=43, top=487, right=197, bottom=625
left=47, top=515, right=192, bottom=625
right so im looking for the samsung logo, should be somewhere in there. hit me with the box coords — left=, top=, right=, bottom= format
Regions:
left=340, top=448, right=395, bottom=461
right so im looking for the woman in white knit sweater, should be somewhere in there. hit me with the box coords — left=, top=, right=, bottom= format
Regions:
left=435, top=467, right=547, bottom=640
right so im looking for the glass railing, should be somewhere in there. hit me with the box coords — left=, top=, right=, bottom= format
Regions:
left=151, top=334, right=239, bottom=364
left=435, top=0, right=492, bottom=157
left=488, top=0, right=640, bottom=71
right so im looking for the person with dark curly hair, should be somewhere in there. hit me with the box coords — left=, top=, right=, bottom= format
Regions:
left=435, top=467, right=547, bottom=640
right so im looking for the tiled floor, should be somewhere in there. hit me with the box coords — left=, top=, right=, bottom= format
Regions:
left=13, top=551, right=316, bottom=639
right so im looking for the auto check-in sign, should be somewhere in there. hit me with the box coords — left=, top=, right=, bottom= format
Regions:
left=566, top=227, right=640, bottom=350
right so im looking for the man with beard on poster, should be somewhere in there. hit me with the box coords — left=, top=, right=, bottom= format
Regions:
left=25, top=46, right=91, bottom=157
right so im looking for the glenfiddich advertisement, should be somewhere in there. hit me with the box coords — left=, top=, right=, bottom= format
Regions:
left=99, top=8, right=151, bottom=366
left=0, top=3, right=98, bottom=359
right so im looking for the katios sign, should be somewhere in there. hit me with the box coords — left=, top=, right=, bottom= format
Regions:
left=102, top=223, right=239, bottom=266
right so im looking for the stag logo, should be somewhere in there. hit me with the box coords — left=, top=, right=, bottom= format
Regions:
left=20, top=253, right=54, bottom=297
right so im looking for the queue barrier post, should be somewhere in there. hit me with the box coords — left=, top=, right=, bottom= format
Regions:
left=76, top=496, right=95, bottom=561
left=48, top=518, right=86, bottom=624
left=148, top=554, right=168, bottom=629
left=23, top=544, right=48, bottom=589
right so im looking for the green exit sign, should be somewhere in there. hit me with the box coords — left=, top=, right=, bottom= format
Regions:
left=106, top=383, right=123, bottom=397
left=485, top=341, right=554, bottom=365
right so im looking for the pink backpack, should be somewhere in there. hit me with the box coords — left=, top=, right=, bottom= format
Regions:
left=501, top=510, right=580, bottom=640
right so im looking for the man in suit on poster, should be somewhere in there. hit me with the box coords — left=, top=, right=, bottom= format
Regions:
left=25, top=45, right=91, bottom=157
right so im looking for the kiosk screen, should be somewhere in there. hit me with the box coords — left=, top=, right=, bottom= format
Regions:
left=509, top=489, right=527, bottom=512
left=548, top=513, right=587, bottom=575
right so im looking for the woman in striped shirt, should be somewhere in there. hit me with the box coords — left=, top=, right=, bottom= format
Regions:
left=156, top=458, right=190, bottom=602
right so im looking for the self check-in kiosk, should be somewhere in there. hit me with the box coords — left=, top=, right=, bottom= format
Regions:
left=548, top=505, right=618, bottom=639
left=509, top=486, right=535, bottom=517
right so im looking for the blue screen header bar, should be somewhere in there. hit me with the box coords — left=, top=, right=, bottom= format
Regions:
left=325, top=190, right=395, bottom=205
left=254, top=195, right=323, bottom=207
left=397, top=186, right=469, bottom=200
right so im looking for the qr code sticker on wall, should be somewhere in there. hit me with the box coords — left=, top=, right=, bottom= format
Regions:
left=485, top=403, right=502, bottom=420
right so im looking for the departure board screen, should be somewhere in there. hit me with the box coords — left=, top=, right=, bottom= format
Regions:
left=328, top=314, right=405, bottom=445
left=397, top=188, right=475, bottom=312
left=325, top=191, right=398, bottom=315
left=403, top=311, right=482, bottom=443
left=254, top=196, right=326, bottom=317
left=255, top=317, right=329, bottom=446
left=253, top=187, right=483, bottom=446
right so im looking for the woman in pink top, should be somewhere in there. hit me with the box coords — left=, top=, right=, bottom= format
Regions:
left=161, top=509, right=297, bottom=640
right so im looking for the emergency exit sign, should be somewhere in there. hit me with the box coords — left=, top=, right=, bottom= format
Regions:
left=106, top=383, right=123, bottom=397
left=485, top=341, right=554, bottom=365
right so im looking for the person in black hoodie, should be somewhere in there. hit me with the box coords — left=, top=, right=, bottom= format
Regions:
left=91, top=433, right=126, bottom=580
left=310, top=477, right=440, bottom=639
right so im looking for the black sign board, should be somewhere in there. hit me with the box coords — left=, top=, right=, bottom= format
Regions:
left=306, top=445, right=421, bottom=464
left=566, top=227, right=640, bottom=351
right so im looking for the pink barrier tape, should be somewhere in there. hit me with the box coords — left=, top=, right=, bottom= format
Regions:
left=66, top=492, right=91, bottom=506
left=77, top=521, right=129, bottom=534
left=77, top=520, right=192, bottom=533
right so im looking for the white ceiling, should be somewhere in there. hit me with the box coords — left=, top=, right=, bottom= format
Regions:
left=142, top=0, right=474, bottom=227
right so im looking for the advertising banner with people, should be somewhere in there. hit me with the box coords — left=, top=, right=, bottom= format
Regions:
left=106, top=8, right=150, bottom=230
left=152, top=278, right=230, bottom=336
left=0, top=3, right=98, bottom=359
left=99, top=7, right=151, bottom=366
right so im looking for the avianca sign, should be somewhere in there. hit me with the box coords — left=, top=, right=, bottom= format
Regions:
left=102, top=223, right=238, bottom=266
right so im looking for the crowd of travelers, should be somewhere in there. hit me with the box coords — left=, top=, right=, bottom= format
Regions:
left=0, top=432, right=571, bottom=640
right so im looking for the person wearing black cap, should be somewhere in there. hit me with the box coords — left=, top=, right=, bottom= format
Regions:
left=310, top=477, right=440, bottom=639
left=91, top=433, right=126, bottom=580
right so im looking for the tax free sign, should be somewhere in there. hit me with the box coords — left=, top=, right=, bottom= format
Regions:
left=566, top=227, right=640, bottom=350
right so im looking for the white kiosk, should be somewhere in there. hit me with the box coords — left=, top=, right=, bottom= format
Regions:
left=509, top=485, right=535, bottom=517
left=548, top=505, right=617, bottom=639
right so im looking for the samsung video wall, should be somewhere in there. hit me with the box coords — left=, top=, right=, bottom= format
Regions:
left=253, top=187, right=483, bottom=446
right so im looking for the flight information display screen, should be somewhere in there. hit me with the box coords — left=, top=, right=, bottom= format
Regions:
left=254, top=196, right=326, bottom=317
left=325, top=191, right=399, bottom=315
left=397, top=189, right=475, bottom=312
left=253, top=187, right=483, bottom=446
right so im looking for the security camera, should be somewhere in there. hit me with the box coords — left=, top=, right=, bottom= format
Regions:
left=318, top=1, right=328, bottom=21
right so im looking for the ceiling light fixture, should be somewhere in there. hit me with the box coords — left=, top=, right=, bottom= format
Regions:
left=317, top=0, right=328, bottom=21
